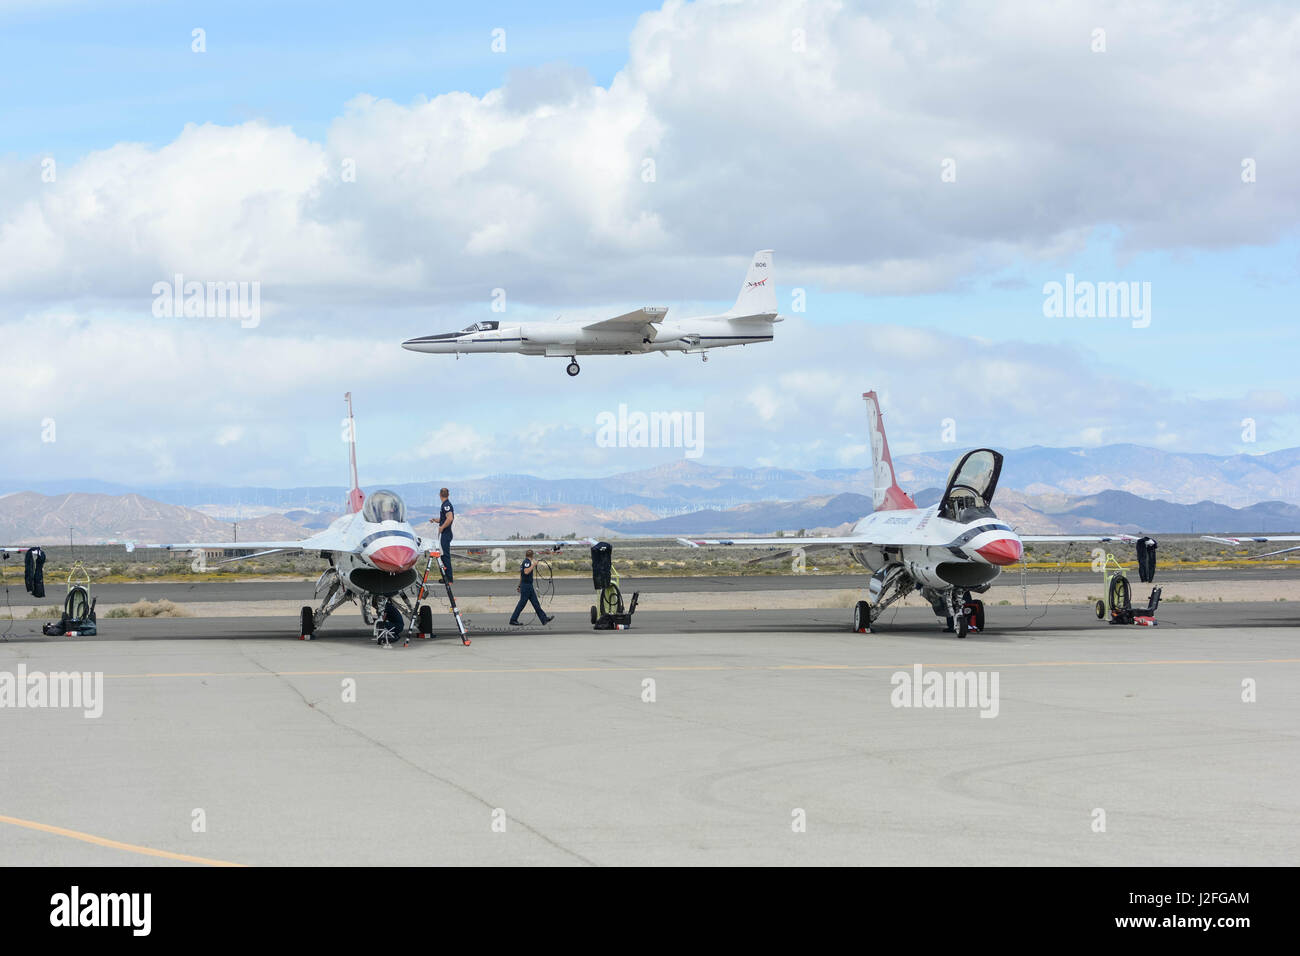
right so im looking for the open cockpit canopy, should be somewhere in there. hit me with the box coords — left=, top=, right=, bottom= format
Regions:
left=939, top=449, right=1004, bottom=522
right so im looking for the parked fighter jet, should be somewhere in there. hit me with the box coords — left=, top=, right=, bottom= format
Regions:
left=401, top=250, right=781, bottom=376
left=145, top=393, right=567, bottom=643
left=678, top=391, right=1133, bottom=637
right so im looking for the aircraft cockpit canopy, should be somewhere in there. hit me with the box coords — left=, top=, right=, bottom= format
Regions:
left=939, top=449, right=1004, bottom=523
left=362, top=489, right=407, bottom=523
left=459, top=321, right=500, bottom=333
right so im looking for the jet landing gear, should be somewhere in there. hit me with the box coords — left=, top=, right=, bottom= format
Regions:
left=299, top=568, right=350, bottom=640
left=566, top=359, right=580, bottom=376
left=852, top=566, right=913, bottom=633
left=940, top=590, right=985, bottom=639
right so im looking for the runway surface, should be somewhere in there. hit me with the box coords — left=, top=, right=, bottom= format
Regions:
left=2, top=601, right=1297, bottom=865
left=71, top=564, right=1300, bottom=605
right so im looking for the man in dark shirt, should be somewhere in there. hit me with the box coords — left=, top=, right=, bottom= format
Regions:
left=509, top=549, right=553, bottom=626
left=437, top=487, right=455, bottom=583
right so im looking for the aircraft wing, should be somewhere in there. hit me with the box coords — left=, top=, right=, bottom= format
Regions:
left=136, top=529, right=341, bottom=557
left=676, top=537, right=864, bottom=549
left=582, top=306, right=668, bottom=333
left=1020, top=534, right=1141, bottom=544
left=1202, top=534, right=1300, bottom=558
left=430, top=538, right=576, bottom=552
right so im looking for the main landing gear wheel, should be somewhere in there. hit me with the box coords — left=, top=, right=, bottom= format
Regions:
left=566, top=360, right=580, bottom=376
left=299, top=606, right=315, bottom=640
left=852, top=600, right=871, bottom=632
left=956, top=612, right=969, bottom=639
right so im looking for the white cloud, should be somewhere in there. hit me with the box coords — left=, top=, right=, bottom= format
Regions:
left=1, top=0, right=1296, bottom=312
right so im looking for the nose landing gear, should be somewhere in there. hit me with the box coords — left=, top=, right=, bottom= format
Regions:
left=566, top=359, right=580, bottom=376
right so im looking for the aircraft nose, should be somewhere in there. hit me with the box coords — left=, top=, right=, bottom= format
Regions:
left=370, top=545, right=417, bottom=572
left=402, top=332, right=459, bottom=351
left=975, top=537, right=1022, bottom=566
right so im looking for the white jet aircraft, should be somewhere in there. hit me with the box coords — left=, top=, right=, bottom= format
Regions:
left=679, top=390, right=1135, bottom=637
left=146, top=393, right=569, bottom=644
left=401, top=250, right=782, bottom=376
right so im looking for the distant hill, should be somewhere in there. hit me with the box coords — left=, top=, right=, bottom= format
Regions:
left=7, top=443, right=1297, bottom=512
left=0, top=492, right=306, bottom=546
left=609, top=488, right=1300, bottom=536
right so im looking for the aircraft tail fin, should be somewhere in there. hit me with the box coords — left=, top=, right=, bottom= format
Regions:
left=727, top=249, right=778, bottom=317
left=345, top=392, right=364, bottom=513
left=863, top=390, right=916, bottom=512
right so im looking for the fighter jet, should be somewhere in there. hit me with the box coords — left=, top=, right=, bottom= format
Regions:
left=678, top=390, right=1134, bottom=637
left=401, top=250, right=782, bottom=376
left=144, top=393, right=568, bottom=643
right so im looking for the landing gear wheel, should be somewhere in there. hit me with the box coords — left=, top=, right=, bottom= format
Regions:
left=299, top=606, right=315, bottom=640
left=590, top=604, right=598, bottom=625
left=566, top=360, right=580, bottom=377
left=417, top=605, right=434, bottom=637
left=852, top=600, right=871, bottom=632
left=1095, top=599, right=1106, bottom=620
left=956, top=613, right=969, bottom=639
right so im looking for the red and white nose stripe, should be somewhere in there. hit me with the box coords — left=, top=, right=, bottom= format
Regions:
left=367, top=541, right=418, bottom=572
left=975, top=537, right=1023, bottom=566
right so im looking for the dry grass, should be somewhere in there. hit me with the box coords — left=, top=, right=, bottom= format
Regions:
left=105, top=599, right=191, bottom=618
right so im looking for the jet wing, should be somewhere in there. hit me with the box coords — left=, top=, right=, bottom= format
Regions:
left=1202, top=534, right=1300, bottom=558
left=582, top=306, right=668, bottom=332
left=430, top=538, right=575, bottom=552
left=137, top=529, right=342, bottom=560
left=677, top=537, right=865, bottom=549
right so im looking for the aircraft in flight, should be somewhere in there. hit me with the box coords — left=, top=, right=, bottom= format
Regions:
left=678, top=390, right=1134, bottom=637
left=401, top=250, right=782, bottom=376
left=144, top=393, right=567, bottom=644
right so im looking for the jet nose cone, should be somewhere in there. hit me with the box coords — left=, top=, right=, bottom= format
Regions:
left=370, top=545, right=417, bottom=572
left=976, top=538, right=1023, bottom=566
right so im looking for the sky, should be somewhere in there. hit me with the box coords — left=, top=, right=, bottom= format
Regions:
left=2, top=0, right=1297, bottom=489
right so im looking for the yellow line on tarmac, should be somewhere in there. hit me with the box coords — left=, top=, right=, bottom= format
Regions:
left=0, top=813, right=246, bottom=867
left=96, top=657, right=1300, bottom=681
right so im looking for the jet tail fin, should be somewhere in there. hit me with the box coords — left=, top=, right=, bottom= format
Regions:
left=863, top=391, right=916, bottom=512
left=727, top=249, right=777, bottom=317
left=345, top=392, right=364, bottom=513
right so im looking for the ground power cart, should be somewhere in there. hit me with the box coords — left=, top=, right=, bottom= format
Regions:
left=590, top=541, right=638, bottom=630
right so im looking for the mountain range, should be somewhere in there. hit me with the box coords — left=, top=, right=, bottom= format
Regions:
left=3, top=443, right=1299, bottom=543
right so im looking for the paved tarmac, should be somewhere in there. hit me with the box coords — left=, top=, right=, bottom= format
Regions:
left=1, top=601, right=1296, bottom=866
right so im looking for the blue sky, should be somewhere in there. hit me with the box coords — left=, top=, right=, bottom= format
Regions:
left=0, top=0, right=647, bottom=153
left=2, top=0, right=1297, bottom=488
